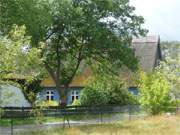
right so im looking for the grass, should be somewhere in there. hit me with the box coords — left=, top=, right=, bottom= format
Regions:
left=17, top=115, right=180, bottom=135
left=0, top=112, right=122, bottom=126
left=0, top=117, right=64, bottom=126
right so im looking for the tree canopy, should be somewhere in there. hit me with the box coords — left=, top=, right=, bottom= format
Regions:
left=0, top=25, right=42, bottom=80
left=159, top=42, right=180, bottom=99
left=0, top=0, right=147, bottom=105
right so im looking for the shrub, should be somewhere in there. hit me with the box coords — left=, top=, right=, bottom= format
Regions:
left=80, top=85, right=108, bottom=106
left=80, top=74, right=136, bottom=106
left=0, top=108, right=4, bottom=118
left=32, top=100, right=58, bottom=124
left=31, top=107, right=45, bottom=124
left=35, top=100, right=59, bottom=107
left=72, top=99, right=81, bottom=106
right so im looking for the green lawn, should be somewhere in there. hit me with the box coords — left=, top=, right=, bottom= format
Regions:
left=16, top=115, right=180, bottom=135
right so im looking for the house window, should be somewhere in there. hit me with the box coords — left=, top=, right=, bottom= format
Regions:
left=71, top=90, right=79, bottom=102
left=46, top=91, right=54, bottom=101
left=128, top=87, right=139, bottom=96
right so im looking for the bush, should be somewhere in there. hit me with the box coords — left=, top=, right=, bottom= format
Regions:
left=72, top=99, right=81, bottom=106
left=43, top=101, right=59, bottom=106
left=32, top=100, right=58, bottom=124
left=106, top=79, right=135, bottom=105
left=35, top=100, right=59, bottom=107
left=0, top=108, right=4, bottom=118
left=80, top=85, right=108, bottom=106
left=80, top=74, right=136, bottom=106
left=139, top=71, right=173, bottom=115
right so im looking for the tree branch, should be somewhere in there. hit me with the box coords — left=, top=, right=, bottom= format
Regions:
left=65, top=45, right=83, bottom=85
left=56, top=41, right=61, bottom=81
left=44, top=62, right=58, bottom=84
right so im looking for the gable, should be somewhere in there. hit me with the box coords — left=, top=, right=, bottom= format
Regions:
left=132, top=36, right=161, bottom=71
left=41, top=68, right=92, bottom=87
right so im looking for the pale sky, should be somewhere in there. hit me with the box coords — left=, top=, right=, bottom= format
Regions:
left=130, top=0, right=180, bottom=41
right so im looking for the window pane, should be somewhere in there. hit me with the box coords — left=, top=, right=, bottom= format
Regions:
left=47, top=91, right=49, bottom=94
left=46, top=96, right=49, bottom=100
left=76, top=91, right=79, bottom=95
left=72, top=91, right=74, bottom=95
left=72, top=96, right=74, bottom=101
left=76, top=96, right=79, bottom=100
left=51, top=91, right=54, bottom=94
left=51, top=96, right=54, bottom=101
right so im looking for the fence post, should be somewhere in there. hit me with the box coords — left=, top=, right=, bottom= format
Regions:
left=0, top=107, right=1, bottom=118
left=22, top=107, right=24, bottom=119
left=63, top=108, right=70, bottom=128
left=128, top=105, right=131, bottom=121
left=100, top=107, right=103, bottom=124
left=11, top=118, right=13, bottom=135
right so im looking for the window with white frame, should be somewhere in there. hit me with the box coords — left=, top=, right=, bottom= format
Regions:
left=46, top=91, right=54, bottom=101
left=71, top=90, right=79, bottom=102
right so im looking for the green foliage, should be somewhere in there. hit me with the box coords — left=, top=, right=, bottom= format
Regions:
left=0, top=25, right=43, bottom=79
left=1, top=0, right=147, bottom=105
left=31, top=106, right=45, bottom=124
left=32, top=100, right=59, bottom=124
left=72, top=99, right=81, bottom=106
left=159, top=42, right=180, bottom=99
left=0, top=25, right=45, bottom=104
left=0, top=0, right=52, bottom=45
left=80, top=73, right=135, bottom=106
left=139, top=71, right=173, bottom=115
left=80, top=84, right=109, bottom=106
left=0, top=108, right=4, bottom=118
left=35, top=99, right=59, bottom=107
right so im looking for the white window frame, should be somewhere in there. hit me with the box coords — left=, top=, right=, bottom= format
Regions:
left=71, top=90, right=79, bottom=102
left=46, top=90, right=54, bottom=101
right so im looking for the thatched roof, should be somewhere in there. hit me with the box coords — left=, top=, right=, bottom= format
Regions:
left=41, top=36, right=162, bottom=87
left=132, top=36, right=162, bottom=71
left=0, top=85, right=31, bottom=107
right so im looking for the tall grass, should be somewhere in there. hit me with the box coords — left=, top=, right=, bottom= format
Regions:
left=17, top=115, right=180, bottom=135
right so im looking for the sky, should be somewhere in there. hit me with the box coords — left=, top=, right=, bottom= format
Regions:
left=130, top=0, right=180, bottom=41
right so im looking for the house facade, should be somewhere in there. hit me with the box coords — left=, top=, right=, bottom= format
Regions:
left=39, top=36, right=162, bottom=104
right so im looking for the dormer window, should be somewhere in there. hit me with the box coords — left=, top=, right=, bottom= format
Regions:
left=46, top=91, right=54, bottom=101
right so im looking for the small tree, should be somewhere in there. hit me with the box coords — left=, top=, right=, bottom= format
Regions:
left=139, top=71, right=172, bottom=115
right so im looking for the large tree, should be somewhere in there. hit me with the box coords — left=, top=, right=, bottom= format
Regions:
left=0, top=0, right=147, bottom=105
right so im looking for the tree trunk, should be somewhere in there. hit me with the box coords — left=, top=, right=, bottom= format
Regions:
left=56, top=82, right=68, bottom=107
